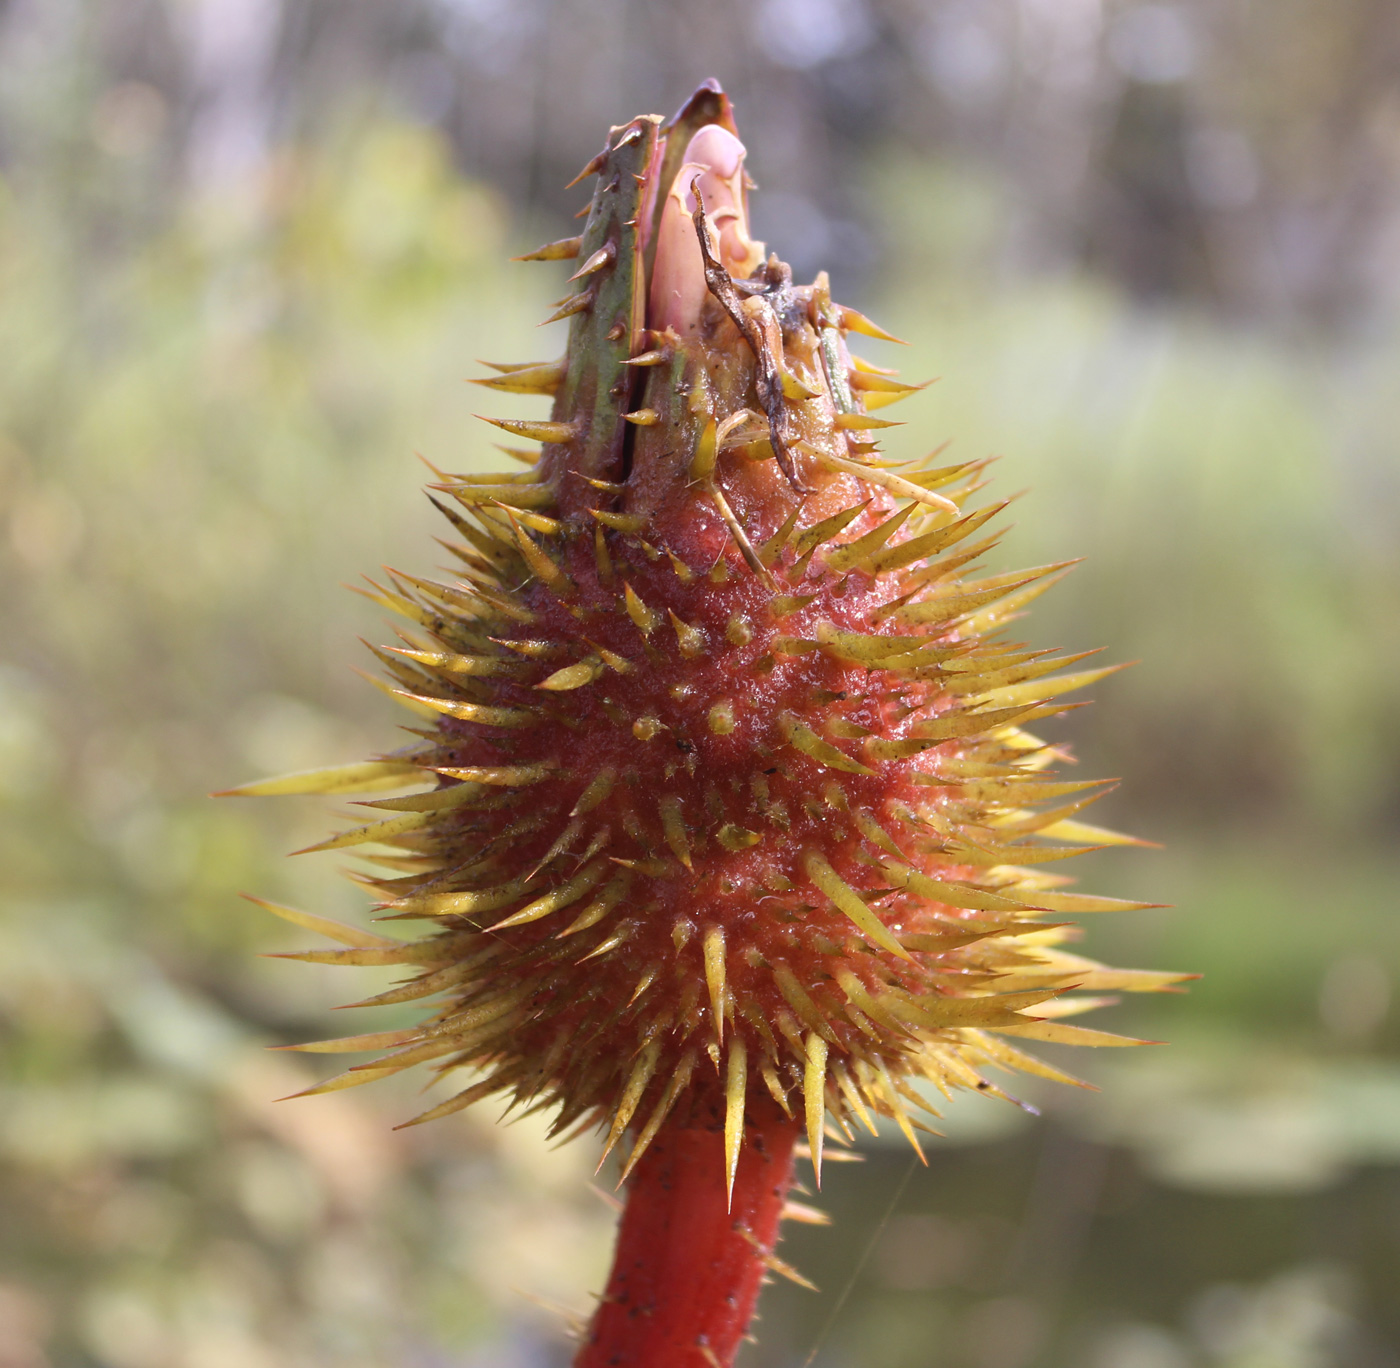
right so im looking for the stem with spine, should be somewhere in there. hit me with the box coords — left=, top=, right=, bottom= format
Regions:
left=576, top=1100, right=801, bottom=1368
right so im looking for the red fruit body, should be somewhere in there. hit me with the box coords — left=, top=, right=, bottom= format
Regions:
left=233, top=78, right=1173, bottom=1368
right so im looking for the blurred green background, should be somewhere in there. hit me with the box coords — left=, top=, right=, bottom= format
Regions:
left=2, top=1, right=1398, bottom=1365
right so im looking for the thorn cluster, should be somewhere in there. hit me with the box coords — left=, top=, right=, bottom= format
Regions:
left=229, top=86, right=1178, bottom=1211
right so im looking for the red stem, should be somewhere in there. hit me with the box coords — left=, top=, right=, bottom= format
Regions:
left=575, top=1105, right=801, bottom=1368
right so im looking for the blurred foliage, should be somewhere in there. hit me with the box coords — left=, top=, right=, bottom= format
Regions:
left=2, top=3, right=1400, bottom=1364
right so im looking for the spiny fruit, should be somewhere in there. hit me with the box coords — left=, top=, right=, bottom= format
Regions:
left=226, top=81, right=1179, bottom=1368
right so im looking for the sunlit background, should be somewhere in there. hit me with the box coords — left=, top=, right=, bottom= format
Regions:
left=2, top=1, right=1399, bottom=1364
